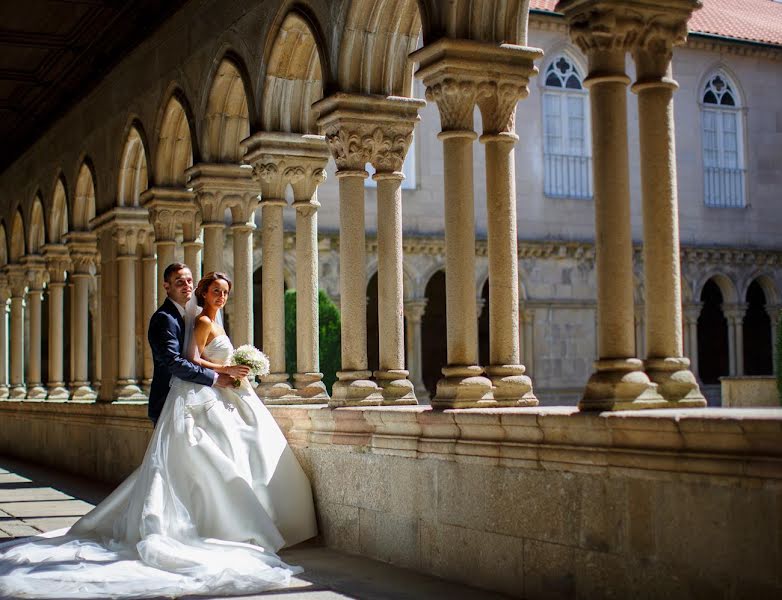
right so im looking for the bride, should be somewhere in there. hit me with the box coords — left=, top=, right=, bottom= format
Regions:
left=0, top=271, right=318, bottom=598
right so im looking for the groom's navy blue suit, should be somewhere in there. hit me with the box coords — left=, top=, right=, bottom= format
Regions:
left=147, top=297, right=216, bottom=423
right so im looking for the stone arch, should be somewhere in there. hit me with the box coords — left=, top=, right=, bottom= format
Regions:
left=0, top=223, right=7, bottom=268
left=49, top=175, right=69, bottom=243
left=153, top=88, right=197, bottom=186
left=743, top=278, right=774, bottom=376
left=202, top=55, right=251, bottom=162
left=262, top=11, right=326, bottom=134
left=28, top=196, right=46, bottom=255
left=73, top=160, right=96, bottom=231
left=698, top=277, right=730, bottom=385
left=417, top=0, right=529, bottom=45
left=338, top=0, right=422, bottom=97
left=741, top=272, right=779, bottom=306
left=697, top=63, right=746, bottom=107
left=695, top=271, right=738, bottom=305
left=10, top=210, right=25, bottom=263
left=117, top=121, right=150, bottom=207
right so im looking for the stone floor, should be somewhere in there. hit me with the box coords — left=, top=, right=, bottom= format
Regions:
left=0, top=457, right=508, bottom=600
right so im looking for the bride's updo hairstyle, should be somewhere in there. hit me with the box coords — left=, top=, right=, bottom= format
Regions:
left=195, top=271, right=232, bottom=307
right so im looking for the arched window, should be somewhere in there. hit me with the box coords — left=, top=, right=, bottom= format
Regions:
left=542, top=55, right=592, bottom=199
left=701, top=72, right=745, bottom=208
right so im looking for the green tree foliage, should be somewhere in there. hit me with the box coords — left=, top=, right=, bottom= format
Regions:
left=284, top=289, right=342, bottom=394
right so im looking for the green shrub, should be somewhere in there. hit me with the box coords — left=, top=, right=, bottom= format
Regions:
left=284, top=289, right=342, bottom=394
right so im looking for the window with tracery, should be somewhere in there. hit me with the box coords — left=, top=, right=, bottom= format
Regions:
left=542, top=55, right=592, bottom=199
left=701, top=72, right=745, bottom=208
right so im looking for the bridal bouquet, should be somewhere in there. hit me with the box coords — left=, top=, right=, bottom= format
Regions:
left=231, top=345, right=270, bottom=387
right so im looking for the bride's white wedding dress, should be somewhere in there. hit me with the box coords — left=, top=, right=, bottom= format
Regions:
left=0, top=334, right=317, bottom=599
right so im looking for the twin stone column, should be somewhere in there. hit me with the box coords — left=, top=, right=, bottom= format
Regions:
left=559, top=0, right=705, bottom=410
left=314, top=93, right=423, bottom=407
left=412, top=39, right=540, bottom=408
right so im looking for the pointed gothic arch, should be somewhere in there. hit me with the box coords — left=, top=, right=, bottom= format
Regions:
left=203, top=56, right=251, bottom=162
left=28, top=196, right=46, bottom=255
left=73, top=161, right=96, bottom=230
left=262, top=12, right=325, bottom=134
left=50, top=175, right=70, bottom=243
left=118, top=122, right=150, bottom=207
left=153, top=90, right=196, bottom=186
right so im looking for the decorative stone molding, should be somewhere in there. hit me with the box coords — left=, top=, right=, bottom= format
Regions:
left=185, top=163, right=257, bottom=224
left=403, top=299, right=427, bottom=323
left=242, top=132, right=330, bottom=202
left=140, top=187, right=197, bottom=242
left=412, top=38, right=542, bottom=134
left=722, top=303, right=748, bottom=323
left=313, top=93, right=425, bottom=172
left=64, top=231, right=98, bottom=276
left=91, top=207, right=154, bottom=257
left=6, top=265, right=28, bottom=298
left=42, top=244, right=71, bottom=284
left=22, top=255, right=47, bottom=291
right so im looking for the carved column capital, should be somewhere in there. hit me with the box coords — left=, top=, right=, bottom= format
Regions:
left=43, top=243, right=71, bottom=284
left=0, top=273, right=10, bottom=304
left=313, top=93, right=425, bottom=172
left=140, top=187, right=197, bottom=243
left=5, top=265, right=28, bottom=298
left=766, top=304, right=782, bottom=323
left=412, top=38, right=542, bottom=134
left=186, top=163, right=257, bottom=226
left=22, top=256, right=48, bottom=291
left=683, top=302, right=703, bottom=324
left=403, top=298, right=427, bottom=323
left=722, top=303, right=748, bottom=324
left=64, top=231, right=98, bottom=275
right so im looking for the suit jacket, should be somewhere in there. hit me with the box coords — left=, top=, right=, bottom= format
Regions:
left=147, top=297, right=216, bottom=422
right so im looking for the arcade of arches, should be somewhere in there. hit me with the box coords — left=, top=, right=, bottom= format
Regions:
left=2, top=0, right=775, bottom=411
left=0, top=1, right=780, bottom=597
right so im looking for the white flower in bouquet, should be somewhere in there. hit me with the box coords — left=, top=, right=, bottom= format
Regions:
left=231, top=345, right=270, bottom=387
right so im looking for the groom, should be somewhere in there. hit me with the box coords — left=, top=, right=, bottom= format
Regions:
left=147, top=262, right=234, bottom=425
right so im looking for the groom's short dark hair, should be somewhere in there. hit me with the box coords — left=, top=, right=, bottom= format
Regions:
left=163, top=262, right=189, bottom=283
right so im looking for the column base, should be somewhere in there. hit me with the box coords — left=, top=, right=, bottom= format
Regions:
left=116, top=380, right=146, bottom=401
left=256, top=372, right=294, bottom=404
left=46, top=384, right=70, bottom=400
left=485, top=364, right=538, bottom=407
left=142, top=379, right=152, bottom=395
left=579, top=358, right=666, bottom=411
left=374, top=369, right=418, bottom=405
left=9, top=385, right=27, bottom=400
left=645, top=357, right=707, bottom=406
left=290, top=372, right=330, bottom=404
left=27, top=385, right=48, bottom=400
left=70, top=383, right=97, bottom=401
left=432, top=365, right=494, bottom=409
left=0, top=385, right=8, bottom=399
left=329, top=370, right=383, bottom=407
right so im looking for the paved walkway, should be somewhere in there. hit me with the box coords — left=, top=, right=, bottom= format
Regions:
left=0, top=457, right=508, bottom=600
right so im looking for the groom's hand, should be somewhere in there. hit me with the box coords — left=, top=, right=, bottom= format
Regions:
left=215, top=373, right=236, bottom=388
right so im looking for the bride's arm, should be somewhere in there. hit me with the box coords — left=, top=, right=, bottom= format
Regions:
left=191, top=317, right=248, bottom=378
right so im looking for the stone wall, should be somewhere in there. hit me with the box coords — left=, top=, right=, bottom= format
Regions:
left=0, top=399, right=779, bottom=598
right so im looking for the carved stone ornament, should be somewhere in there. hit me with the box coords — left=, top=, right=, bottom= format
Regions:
left=324, top=125, right=414, bottom=173
left=477, top=80, right=530, bottom=135
left=425, top=79, right=480, bottom=132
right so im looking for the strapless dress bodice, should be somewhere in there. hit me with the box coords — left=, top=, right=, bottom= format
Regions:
left=202, top=334, right=233, bottom=364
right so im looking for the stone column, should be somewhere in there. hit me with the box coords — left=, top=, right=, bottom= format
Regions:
left=141, top=252, right=157, bottom=390
left=43, top=244, right=70, bottom=399
left=227, top=197, right=259, bottom=349
left=314, top=94, right=385, bottom=406
left=724, top=303, right=747, bottom=376
left=23, top=258, right=47, bottom=399
left=683, top=302, right=702, bottom=379
left=182, top=219, right=203, bottom=283
left=6, top=266, right=27, bottom=399
left=411, top=43, right=488, bottom=407
left=90, top=269, right=102, bottom=394
left=767, top=305, right=781, bottom=359
left=476, top=55, right=541, bottom=406
left=557, top=4, right=662, bottom=410
left=404, top=299, right=429, bottom=402
left=66, top=234, right=98, bottom=400
left=141, top=188, right=197, bottom=305
left=629, top=0, right=704, bottom=405
left=634, top=305, right=645, bottom=359
left=0, top=275, right=10, bottom=399
left=367, top=97, right=424, bottom=405
left=114, top=227, right=145, bottom=400
left=243, top=132, right=333, bottom=403
left=521, top=306, right=536, bottom=379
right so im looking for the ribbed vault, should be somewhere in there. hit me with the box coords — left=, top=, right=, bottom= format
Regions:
left=118, top=126, right=149, bottom=207
left=419, top=0, right=529, bottom=45
left=154, top=94, right=193, bottom=186
left=73, top=162, right=96, bottom=230
left=203, top=59, right=250, bottom=162
left=263, top=13, right=323, bottom=134
left=339, top=0, right=421, bottom=97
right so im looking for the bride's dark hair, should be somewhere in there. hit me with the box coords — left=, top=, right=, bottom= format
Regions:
left=195, top=271, right=232, bottom=307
